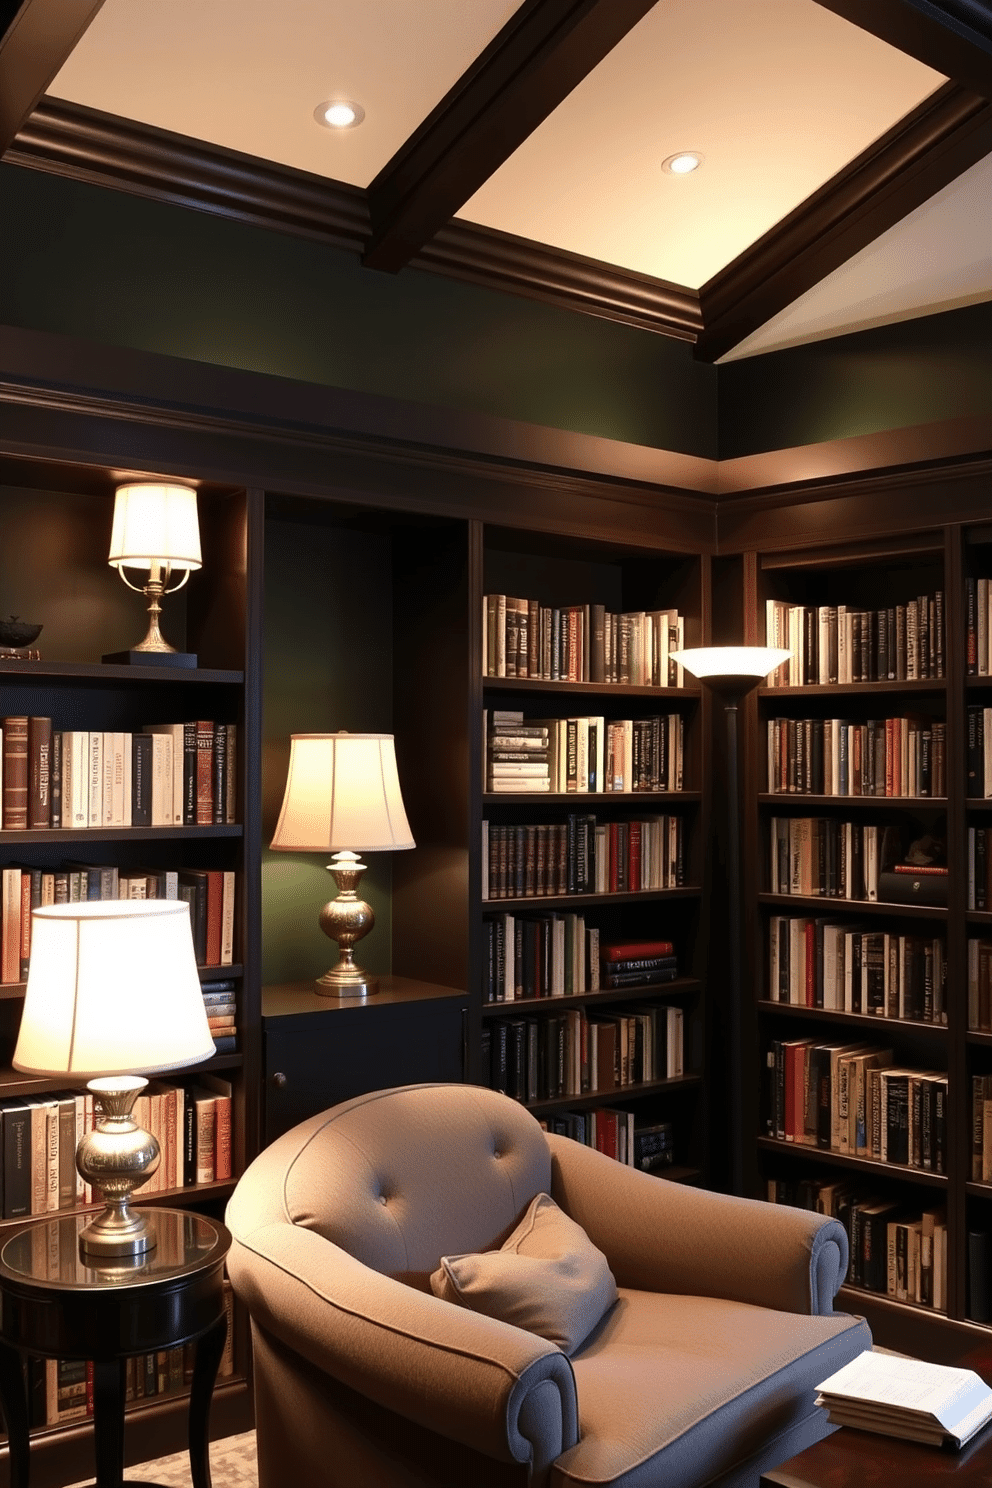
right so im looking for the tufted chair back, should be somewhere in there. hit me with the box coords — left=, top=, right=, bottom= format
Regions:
left=227, top=1083, right=552, bottom=1288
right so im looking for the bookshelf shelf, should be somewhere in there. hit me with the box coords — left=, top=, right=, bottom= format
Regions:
left=484, top=676, right=700, bottom=700
left=758, top=794, right=946, bottom=809
left=757, top=680, right=946, bottom=699
left=0, top=660, right=244, bottom=686
left=757, top=1000, right=948, bottom=1035
left=484, top=886, right=702, bottom=910
left=484, top=790, right=702, bottom=805
left=0, top=824, right=242, bottom=844
left=755, top=1137, right=949, bottom=1188
left=524, top=1072, right=702, bottom=1116
left=758, top=892, right=948, bottom=920
left=481, top=976, right=701, bottom=1016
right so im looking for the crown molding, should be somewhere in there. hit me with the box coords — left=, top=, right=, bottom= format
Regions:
left=0, top=0, right=105, bottom=154
left=7, top=99, right=702, bottom=342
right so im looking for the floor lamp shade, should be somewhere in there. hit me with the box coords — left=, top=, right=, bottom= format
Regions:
left=270, top=733, right=415, bottom=996
left=270, top=733, right=415, bottom=853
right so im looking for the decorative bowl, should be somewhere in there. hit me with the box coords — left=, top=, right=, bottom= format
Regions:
left=0, top=618, right=43, bottom=646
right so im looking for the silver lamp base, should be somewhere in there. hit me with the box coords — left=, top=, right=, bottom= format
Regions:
left=315, top=852, right=379, bottom=997
left=77, top=1075, right=160, bottom=1258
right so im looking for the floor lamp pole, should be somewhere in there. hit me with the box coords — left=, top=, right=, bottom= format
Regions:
left=724, top=696, right=744, bottom=1197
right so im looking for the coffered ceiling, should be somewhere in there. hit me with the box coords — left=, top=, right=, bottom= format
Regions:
left=2, top=0, right=991, bottom=363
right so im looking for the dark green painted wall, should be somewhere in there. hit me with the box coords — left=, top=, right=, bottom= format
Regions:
left=0, top=163, right=718, bottom=458
left=718, top=301, right=992, bottom=459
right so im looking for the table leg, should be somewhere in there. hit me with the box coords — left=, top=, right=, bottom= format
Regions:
left=92, top=1357, right=127, bottom=1488
left=0, top=1342, right=30, bottom=1488
left=188, top=1312, right=226, bottom=1488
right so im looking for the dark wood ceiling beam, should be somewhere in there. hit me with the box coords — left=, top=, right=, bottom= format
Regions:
left=0, top=0, right=105, bottom=154
left=362, top=0, right=659, bottom=273
left=9, top=99, right=701, bottom=343
left=813, top=0, right=992, bottom=98
left=694, top=82, right=992, bottom=364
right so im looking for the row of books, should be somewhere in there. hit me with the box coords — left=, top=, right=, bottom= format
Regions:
left=0, top=717, right=237, bottom=831
left=765, top=715, right=946, bottom=798
left=968, top=941, right=992, bottom=1032
left=966, top=708, right=992, bottom=798
left=765, top=1037, right=947, bottom=1172
left=0, top=863, right=236, bottom=982
left=0, top=1075, right=232, bottom=1220
left=484, top=709, right=685, bottom=794
left=767, top=916, right=946, bottom=1024
left=767, top=1180, right=947, bottom=1310
left=38, top=1285, right=235, bottom=1426
left=965, top=577, right=992, bottom=676
left=483, top=919, right=679, bottom=1002
left=485, top=1003, right=684, bottom=1103
left=768, top=816, right=948, bottom=905
left=765, top=594, right=945, bottom=686
left=482, top=815, right=685, bottom=900
left=970, top=1074, right=992, bottom=1183
left=540, top=1112, right=675, bottom=1172
left=482, top=595, right=686, bottom=687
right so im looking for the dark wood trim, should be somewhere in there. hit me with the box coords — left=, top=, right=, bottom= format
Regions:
left=0, top=0, right=105, bottom=154
left=7, top=98, right=370, bottom=251
left=695, top=83, right=992, bottom=362
left=362, top=0, right=659, bottom=272
left=813, top=0, right=992, bottom=99
left=0, top=325, right=718, bottom=552
left=417, top=217, right=701, bottom=340
left=8, top=99, right=702, bottom=343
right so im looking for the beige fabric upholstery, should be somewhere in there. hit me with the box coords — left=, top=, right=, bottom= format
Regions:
left=226, top=1084, right=871, bottom=1488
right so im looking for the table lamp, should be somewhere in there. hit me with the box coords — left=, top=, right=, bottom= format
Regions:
left=12, top=900, right=215, bottom=1259
left=670, top=646, right=790, bottom=1194
left=270, top=732, right=415, bottom=997
left=105, top=481, right=202, bottom=666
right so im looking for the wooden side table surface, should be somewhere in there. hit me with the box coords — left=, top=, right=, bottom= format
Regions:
left=0, top=1209, right=231, bottom=1488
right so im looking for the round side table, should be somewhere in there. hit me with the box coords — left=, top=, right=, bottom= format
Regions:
left=0, top=1208, right=231, bottom=1488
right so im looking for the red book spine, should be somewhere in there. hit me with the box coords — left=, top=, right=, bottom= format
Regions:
left=213, top=1098, right=232, bottom=1182
left=628, top=820, right=642, bottom=892
left=2, top=716, right=29, bottom=829
left=602, top=940, right=674, bottom=962
left=205, top=870, right=223, bottom=967
left=195, top=721, right=214, bottom=825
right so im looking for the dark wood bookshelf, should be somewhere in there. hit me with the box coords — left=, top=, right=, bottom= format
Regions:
left=758, top=794, right=946, bottom=809
left=757, top=1000, right=948, bottom=1035
left=484, top=676, right=701, bottom=699
left=756, top=1136, right=949, bottom=1188
left=0, top=825, right=242, bottom=844
left=757, top=679, right=946, bottom=698
left=484, top=790, right=702, bottom=805
left=484, top=886, right=702, bottom=910
left=0, top=660, right=243, bottom=685
left=524, top=1072, right=702, bottom=1116
left=757, top=891, right=948, bottom=920
left=481, top=976, right=701, bottom=1016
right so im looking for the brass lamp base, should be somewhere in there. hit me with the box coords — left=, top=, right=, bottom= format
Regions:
left=76, top=1076, right=160, bottom=1258
left=315, top=852, right=379, bottom=998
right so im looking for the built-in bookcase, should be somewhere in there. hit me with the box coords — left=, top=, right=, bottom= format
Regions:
left=0, top=459, right=259, bottom=1458
left=738, top=525, right=992, bottom=1357
left=474, top=525, right=711, bottom=1183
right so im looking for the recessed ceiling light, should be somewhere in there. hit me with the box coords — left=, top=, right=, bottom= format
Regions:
left=314, top=100, right=365, bottom=130
left=661, top=152, right=703, bottom=176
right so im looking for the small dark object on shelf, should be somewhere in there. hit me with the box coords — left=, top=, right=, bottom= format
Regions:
left=0, top=617, right=42, bottom=647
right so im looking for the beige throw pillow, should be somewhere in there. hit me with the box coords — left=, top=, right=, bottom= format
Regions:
left=430, top=1192, right=618, bottom=1354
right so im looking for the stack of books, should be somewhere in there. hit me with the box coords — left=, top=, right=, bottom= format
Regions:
left=486, top=712, right=550, bottom=793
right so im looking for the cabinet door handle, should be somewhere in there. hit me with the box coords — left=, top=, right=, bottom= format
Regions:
left=271, top=1072, right=288, bottom=1088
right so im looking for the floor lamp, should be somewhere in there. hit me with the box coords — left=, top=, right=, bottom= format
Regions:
left=671, top=646, right=790, bottom=1196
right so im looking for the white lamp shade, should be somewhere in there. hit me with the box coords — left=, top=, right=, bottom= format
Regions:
left=270, top=733, right=415, bottom=853
left=13, top=900, right=215, bottom=1079
left=109, top=483, right=202, bottom=571
left=670, top=646, right=792, bottom=680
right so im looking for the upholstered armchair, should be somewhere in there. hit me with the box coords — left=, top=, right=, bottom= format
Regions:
left=226, top=1083, right=870, bottom=1488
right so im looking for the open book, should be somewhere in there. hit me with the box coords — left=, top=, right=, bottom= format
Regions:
left=816, top=1350, right=992, bottom=1449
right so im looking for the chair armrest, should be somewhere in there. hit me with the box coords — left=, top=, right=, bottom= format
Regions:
left=546, top=1134, right=848, bottom=1315
left=227, top=1222, right=578, bottom=1476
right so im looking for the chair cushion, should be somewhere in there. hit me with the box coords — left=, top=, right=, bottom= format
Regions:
left=552, top=1289, right=871, bottom=1488
left=431, top=1192, right=618, bottom=1355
